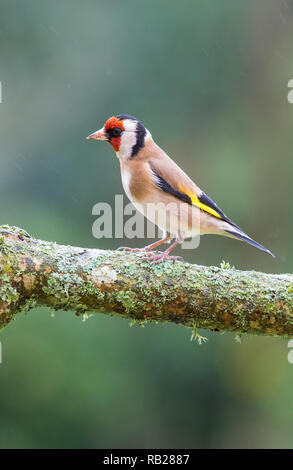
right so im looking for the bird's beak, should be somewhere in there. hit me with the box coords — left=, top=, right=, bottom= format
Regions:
left=86, top=127, right=107, bottom=141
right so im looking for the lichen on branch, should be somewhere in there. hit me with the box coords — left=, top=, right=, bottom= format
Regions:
left=0, top=225, right=292, bottom=337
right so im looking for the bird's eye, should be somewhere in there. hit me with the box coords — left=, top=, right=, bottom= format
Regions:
left=110, top=127, right=122, bottom=138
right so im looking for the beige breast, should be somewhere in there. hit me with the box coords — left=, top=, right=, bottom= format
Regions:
left=120, top=160, right=205, bottom=238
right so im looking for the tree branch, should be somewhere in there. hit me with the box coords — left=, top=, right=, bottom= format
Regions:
left=0, top=225, right=292, bottom=337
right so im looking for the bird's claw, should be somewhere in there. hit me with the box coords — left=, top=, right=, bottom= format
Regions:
left=117, top=247, right=144, bottom=252
left=117, top=246, right=162, bottom=255
left=141, top=253, right=184, bottom=264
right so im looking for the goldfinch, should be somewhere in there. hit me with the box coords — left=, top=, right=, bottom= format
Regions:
left=87, top=114, right=274, bottom=263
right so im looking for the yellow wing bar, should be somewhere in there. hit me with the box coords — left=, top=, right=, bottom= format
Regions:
left=178, top=185, right=222, bottom=219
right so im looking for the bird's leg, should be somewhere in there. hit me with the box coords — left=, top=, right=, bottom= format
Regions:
left=141, top=236, right=184, bottom=264
left=117, top=233, right=171, bottom=254
left=140, top=234, right=172, bottom=255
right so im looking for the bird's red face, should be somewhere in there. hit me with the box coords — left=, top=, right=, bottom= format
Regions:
left=87, top=116, right=124, bottom=152
left=87, top=114, right=147, bottom=160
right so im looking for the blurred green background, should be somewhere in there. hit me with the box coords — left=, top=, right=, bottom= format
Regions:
left=0, top=0, right=292, bottom=449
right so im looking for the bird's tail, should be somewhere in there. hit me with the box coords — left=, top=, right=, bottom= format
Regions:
left=225, top=229, right=275, bottom=258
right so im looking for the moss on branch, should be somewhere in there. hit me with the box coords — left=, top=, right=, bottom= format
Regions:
left=0, top=225, right=292, bottom=337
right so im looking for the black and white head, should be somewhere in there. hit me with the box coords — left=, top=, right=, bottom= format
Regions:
left=87, top=114, right=151, bottom=160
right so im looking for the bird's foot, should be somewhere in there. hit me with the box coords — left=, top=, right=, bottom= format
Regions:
left=117, top=246, right=144, bottom=252
left=141, top=252, right=184, bottom=264
left=117, top=246, right=161, bottom=254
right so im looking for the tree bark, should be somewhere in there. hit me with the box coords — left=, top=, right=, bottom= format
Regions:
left=0, top=225, right=292, bottom=337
